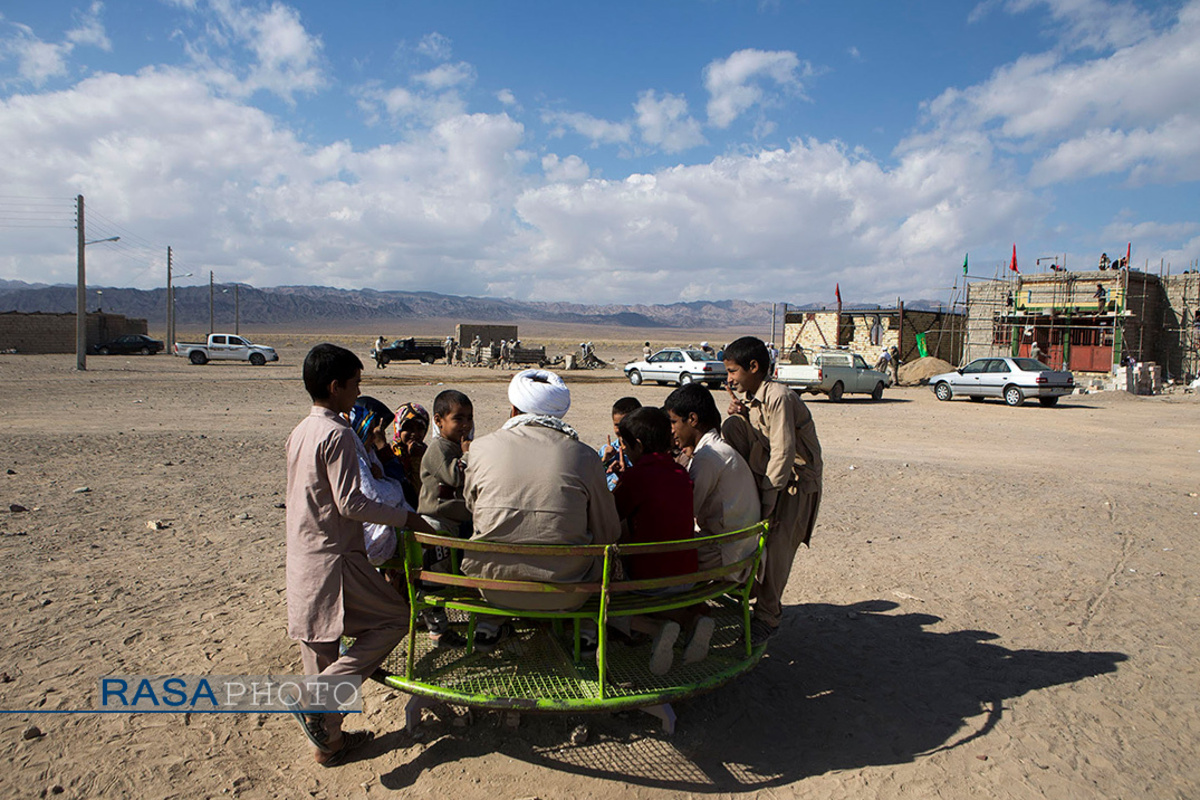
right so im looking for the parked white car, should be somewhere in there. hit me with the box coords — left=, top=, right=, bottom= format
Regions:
left=930, top=357, right=1074, bottom=407
left=624, top=348, right=727, bottom=388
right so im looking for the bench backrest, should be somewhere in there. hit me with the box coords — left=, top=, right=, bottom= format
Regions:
left=394, top=521, right=767, bottom=596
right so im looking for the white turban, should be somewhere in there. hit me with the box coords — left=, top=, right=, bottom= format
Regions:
left=508, top=369, right=571, bottom=418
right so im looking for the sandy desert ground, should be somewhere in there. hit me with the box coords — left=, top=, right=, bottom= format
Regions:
left=1, top=337, right=1198, bottom=800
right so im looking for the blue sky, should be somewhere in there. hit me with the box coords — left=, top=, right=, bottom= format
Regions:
left=1, top=0, right=1197, bottom=306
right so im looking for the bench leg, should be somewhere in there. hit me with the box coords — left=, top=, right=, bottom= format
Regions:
left=640, top=703, right=677, bottom=735
left=405, top=694, right=437, bottom=736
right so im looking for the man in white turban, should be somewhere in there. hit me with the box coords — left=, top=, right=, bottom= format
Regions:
left=506, top=369, right=571, bottom=418
left=461, top=370, right=620, bottom=651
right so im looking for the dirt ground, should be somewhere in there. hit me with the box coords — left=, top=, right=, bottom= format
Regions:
left=1, top=340, right=1198, bottom=800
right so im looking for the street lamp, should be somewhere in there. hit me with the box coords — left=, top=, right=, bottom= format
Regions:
left=222, top=284, right=241, bottom=334
left=74, top=192, right=119, bottom=371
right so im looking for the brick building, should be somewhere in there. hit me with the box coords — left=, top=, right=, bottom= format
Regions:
left=0, top=311, right=148, bottom=354
left=963, top=270, right=1200, bottom=379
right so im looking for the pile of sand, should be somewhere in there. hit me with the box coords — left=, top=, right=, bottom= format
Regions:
left=898, top=356, right=954, bottom=385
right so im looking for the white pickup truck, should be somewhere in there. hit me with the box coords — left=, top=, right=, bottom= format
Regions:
left=774, top=350, right=890, bottom=401
left=174, top=333, right=279, bottom=366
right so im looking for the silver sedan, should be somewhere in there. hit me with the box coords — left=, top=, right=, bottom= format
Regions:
left=930, top=357, right=1075, bottom=407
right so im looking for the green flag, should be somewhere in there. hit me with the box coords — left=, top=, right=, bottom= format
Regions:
left=962, top=253, right=968, bottom=275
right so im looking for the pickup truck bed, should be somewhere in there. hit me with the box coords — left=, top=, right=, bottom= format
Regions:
left=775, top=351, right=890, bottom=401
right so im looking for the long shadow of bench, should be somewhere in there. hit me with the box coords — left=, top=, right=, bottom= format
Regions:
left=379, top=598, right=1125, bottom=792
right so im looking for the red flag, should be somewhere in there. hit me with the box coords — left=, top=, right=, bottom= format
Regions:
left=1126, top=242, right=1131, bottom=268
left=835, top=283, right=842, bottom=305
left=1010, top=244, right=1019, bottom=273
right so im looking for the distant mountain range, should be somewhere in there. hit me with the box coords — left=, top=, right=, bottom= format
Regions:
left=0, top=280, right=951, bottom=329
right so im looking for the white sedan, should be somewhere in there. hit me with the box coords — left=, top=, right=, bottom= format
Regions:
left=624, top=348, right=727, bottom=388
left=930, top=357, right=1074, bottom=407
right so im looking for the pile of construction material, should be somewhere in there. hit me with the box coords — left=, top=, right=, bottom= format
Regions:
left=1115, top=362, right=1163, bottom=394
left=897, top=356, right=954, bottom=386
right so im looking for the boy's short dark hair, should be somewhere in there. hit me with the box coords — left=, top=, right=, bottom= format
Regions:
left=433, top=389, right=472, bottom=418
left=303, top=343, right=363, bottom=400
left=723, top=336, right=770, bottom=374
left=663, top=384, right=721, bottom=430
left=617, top=407, right=673, bottom=455
left=611, top=396, right=642, bottom=417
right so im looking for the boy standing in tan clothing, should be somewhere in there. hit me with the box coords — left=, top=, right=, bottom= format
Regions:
left=285, top=344, right=434, bottom=766
left=721, top=336, right=823, bottom=646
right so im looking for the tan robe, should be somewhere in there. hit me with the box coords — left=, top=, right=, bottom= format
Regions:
left=285, top=407, right=412, bottom=642
left=463, top=422, right=620, bottom=610
left=723, top=379, right=824, bottom=628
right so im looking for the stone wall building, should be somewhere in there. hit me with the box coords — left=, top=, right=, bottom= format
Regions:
left=782, top=306, right=963, bottom=365
left=455, top=324, right=518, bottom=347
left=963, top=269, right=1199, bottom=379
left=0, top=312, right=148, bottom=354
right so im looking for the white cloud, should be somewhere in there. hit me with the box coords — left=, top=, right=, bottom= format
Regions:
left=416, top=32, right=452, bottom=61
left=5, top=30, right=70, bottom=86
left=0, top=66, right=530, bottom=292
left=634, top=90, right=705, bottom=154
left=496, top=88, right=517, bottom=106
left=925, top=1, right=1200, bottom=186
left=542, top=110, right=632, bottom=147
left=703, top=48, right=809, bottom=128
left=414, top=61, right=474, bottom=90
left=1102, top=218, right=1200, bottom=243
left=971, top=0, right=1156, bottom=52
left=541, top=153, right=590, bottom=182
left=177, top=0, right=326, bottom=101
left=1, top=3, right=111, bottom=87
left=66, top=2, right=112, bottom=51
left=512, top=134, right=1035, bottom=302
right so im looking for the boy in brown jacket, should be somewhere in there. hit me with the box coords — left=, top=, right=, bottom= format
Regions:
left=722, top=336, right=823, bottom=646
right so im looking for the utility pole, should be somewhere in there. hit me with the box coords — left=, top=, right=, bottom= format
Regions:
left=166, top=246, right=173, bottom=352
left=235, top=283, right=240, bottom=335
left=209, top=270, right=214, bottom=336
left=75, top=195, right=86, bottom=371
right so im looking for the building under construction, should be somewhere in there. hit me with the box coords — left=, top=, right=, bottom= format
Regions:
left=963, top=269, right=1200, bottom=379
left=782, top=304, right=964, bottom=365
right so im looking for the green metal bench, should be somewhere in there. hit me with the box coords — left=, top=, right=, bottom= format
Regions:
left=371, top=521, right=768, bottom=734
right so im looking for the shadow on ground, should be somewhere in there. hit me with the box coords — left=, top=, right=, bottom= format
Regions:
left=378, top=599, right=1125, bottom=792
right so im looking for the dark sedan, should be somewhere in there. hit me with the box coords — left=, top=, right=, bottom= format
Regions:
left=92, top=334, right=164, bottom=355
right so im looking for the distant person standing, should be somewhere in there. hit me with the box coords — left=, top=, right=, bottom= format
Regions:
left=444, top=335, right=455, bottom=366
left=1030, top=340, right=1043, bottom=364
left=888, top=346, right=901, bottom=385
left=643, top=341, right=653, bottom=360
left=470, top=336, right=482, bottom=366
left=373, top=336, right=387, bottom=370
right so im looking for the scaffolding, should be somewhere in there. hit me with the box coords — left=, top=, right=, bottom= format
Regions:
left=963, top=260, right=1200, bottom=380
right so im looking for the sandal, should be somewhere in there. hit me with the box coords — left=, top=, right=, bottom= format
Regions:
left=284, top=693, right=332, bottom=753
left=315, top=729, right=374, bottom=768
